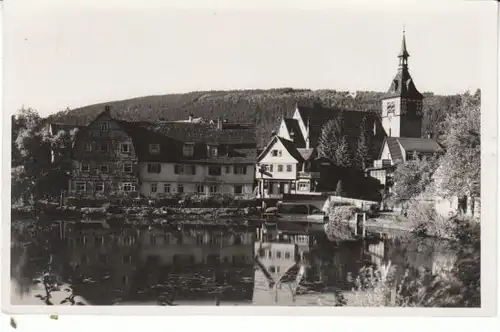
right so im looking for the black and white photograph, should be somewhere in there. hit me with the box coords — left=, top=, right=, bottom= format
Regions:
left=1, top=0, right=497, bottom=317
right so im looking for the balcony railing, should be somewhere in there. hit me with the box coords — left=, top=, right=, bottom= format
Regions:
left=297, top=171, right=320, bottom=179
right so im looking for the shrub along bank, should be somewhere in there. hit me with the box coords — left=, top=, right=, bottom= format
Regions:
left=11, top=193, right=262, bottom=225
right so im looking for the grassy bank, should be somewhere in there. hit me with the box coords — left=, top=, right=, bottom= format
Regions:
left=323, top=200, right=480, bottom=244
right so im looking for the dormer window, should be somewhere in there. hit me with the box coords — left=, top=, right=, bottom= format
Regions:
left=100, top=122, right=109, bottom=132
left=183, top=143, right=194, bottom=157
left=149, top=144, right=160, bottom=154
left=208, top=145, right=218, bottom=157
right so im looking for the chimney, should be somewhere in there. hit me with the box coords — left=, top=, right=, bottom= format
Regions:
left=271, top=130, right=277, bottom=137
left=103, top=105, right=111, bottom=118
left=427, top=132, right=433, bottom=139
left=189, top=113, right=194, bottom=123
left=217, top=117, right=222, bottom=130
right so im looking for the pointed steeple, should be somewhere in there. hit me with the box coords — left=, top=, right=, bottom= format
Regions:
left=398, top=28, right=410, bottom=68
left=385, top=29, right=423, bottom=99
left=398, top=30, right=409, bottom=57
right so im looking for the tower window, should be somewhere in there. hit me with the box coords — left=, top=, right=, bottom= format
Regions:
left=393, top=80, right=399, bottom=91
left=386, top=101, right=396, bottom=114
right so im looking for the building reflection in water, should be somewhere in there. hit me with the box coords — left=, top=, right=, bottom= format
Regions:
left=61, top=224, right=255, bottom=305
left=11, top=221, right=463, bottom=306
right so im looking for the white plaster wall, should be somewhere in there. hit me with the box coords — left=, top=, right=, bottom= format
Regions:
left=257, top=139, right=299, bottom=180
left=381, top=98, right=401, bottom=137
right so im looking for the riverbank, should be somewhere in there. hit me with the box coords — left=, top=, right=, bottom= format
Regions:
left=11, top=204, right=262, bottom=229
left=364, top=212, right=414, bottom=232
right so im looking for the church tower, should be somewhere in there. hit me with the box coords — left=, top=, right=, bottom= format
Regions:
left=381, top=30, right=424, bottom=138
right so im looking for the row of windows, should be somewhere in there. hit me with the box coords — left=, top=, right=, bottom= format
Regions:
left=171, top=164, right=247, bottom=176
left=84, top=138, right=218, bottom=160
left=258, top=249, right=292, bottom=260
left=145, top=233, right=247, bottom=246
left=94, top=122, right=224, bottom=157
left=81, top=163, right=133, bottom=173
left=173, top=164, right=197, bottom=175
left=82, top=141, right=160, bottom=154
left=79, top=253, right=133, bottom=265
left=70, top=235, right=136, bottom=246
left=74, top=181, right=135, bottom=192
left=81, top=162, right=249, bottom=175
left=149, top=183, right=244, bottom=194
left=260, top=164, right=293, bottom=172
left=182, top=144, right=219, bottom=157
left=260, top=181, right=309, bottom=190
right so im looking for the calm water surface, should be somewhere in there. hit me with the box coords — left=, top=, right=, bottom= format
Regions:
left=10, top=220, right=479, bottom=306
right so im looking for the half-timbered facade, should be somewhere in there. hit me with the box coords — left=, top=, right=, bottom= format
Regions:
left=69, top=107, right=140, bottom=197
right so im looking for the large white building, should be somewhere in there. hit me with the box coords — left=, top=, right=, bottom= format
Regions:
left=134, top=119, right=257, bottom=198
left=66, top=109, right=257, bottom=199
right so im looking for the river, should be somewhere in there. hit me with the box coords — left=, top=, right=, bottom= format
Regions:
left=10, top=219, right=480, bottom=307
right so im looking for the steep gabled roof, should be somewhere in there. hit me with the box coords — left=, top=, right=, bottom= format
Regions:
left=294, top=104, right=385, bottom=160
left=69, top=107, right=257, bottom=163
left=396, top=137, right=443, bottom=154
left=381, top=137, right=404, bottom=163
left=139, top=122, right=256, bottom=145
left=256, top=136, right=304, bottom=163
left=283, top=118, right=305, bottom=147
left=380, top=137, right=442, bottom=163
left=279, top=137, right=304, bottom=162
left=48, top=123, right=86, bottom=135
left=384, top=68, right=423, bottom=100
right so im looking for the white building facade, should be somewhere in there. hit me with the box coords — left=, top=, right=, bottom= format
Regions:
left=139, top=162, right=255, bottom=198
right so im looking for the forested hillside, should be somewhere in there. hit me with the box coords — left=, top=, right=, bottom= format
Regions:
left=47, top=88, right=468, bottom=147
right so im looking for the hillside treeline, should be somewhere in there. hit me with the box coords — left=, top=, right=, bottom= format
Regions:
left=47, top=88, right=468, bottom=147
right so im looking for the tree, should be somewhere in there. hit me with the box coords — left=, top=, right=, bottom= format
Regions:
left=334, top=135, right=352, bottom=168
left=317, top=115, right=343, bottom=161
left=355, top=116, right=372, bottom=170
left=435, top=92, right=480, bottom=214
left=317, top=112, right=354, bottom=168
left=391, top=152, right=438, bottom=207
left=12, top=108, right=77, bottom=206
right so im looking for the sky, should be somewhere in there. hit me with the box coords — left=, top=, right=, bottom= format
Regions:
left=2, top=0, right=495, bottom=116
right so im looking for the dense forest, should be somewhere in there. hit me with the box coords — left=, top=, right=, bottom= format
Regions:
left=47, top=88, right=468, bottom=147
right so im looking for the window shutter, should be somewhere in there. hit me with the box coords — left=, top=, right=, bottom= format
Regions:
left=243, top=165, right=247, bottom=175
left=174, top=165, right=179, bottom=174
